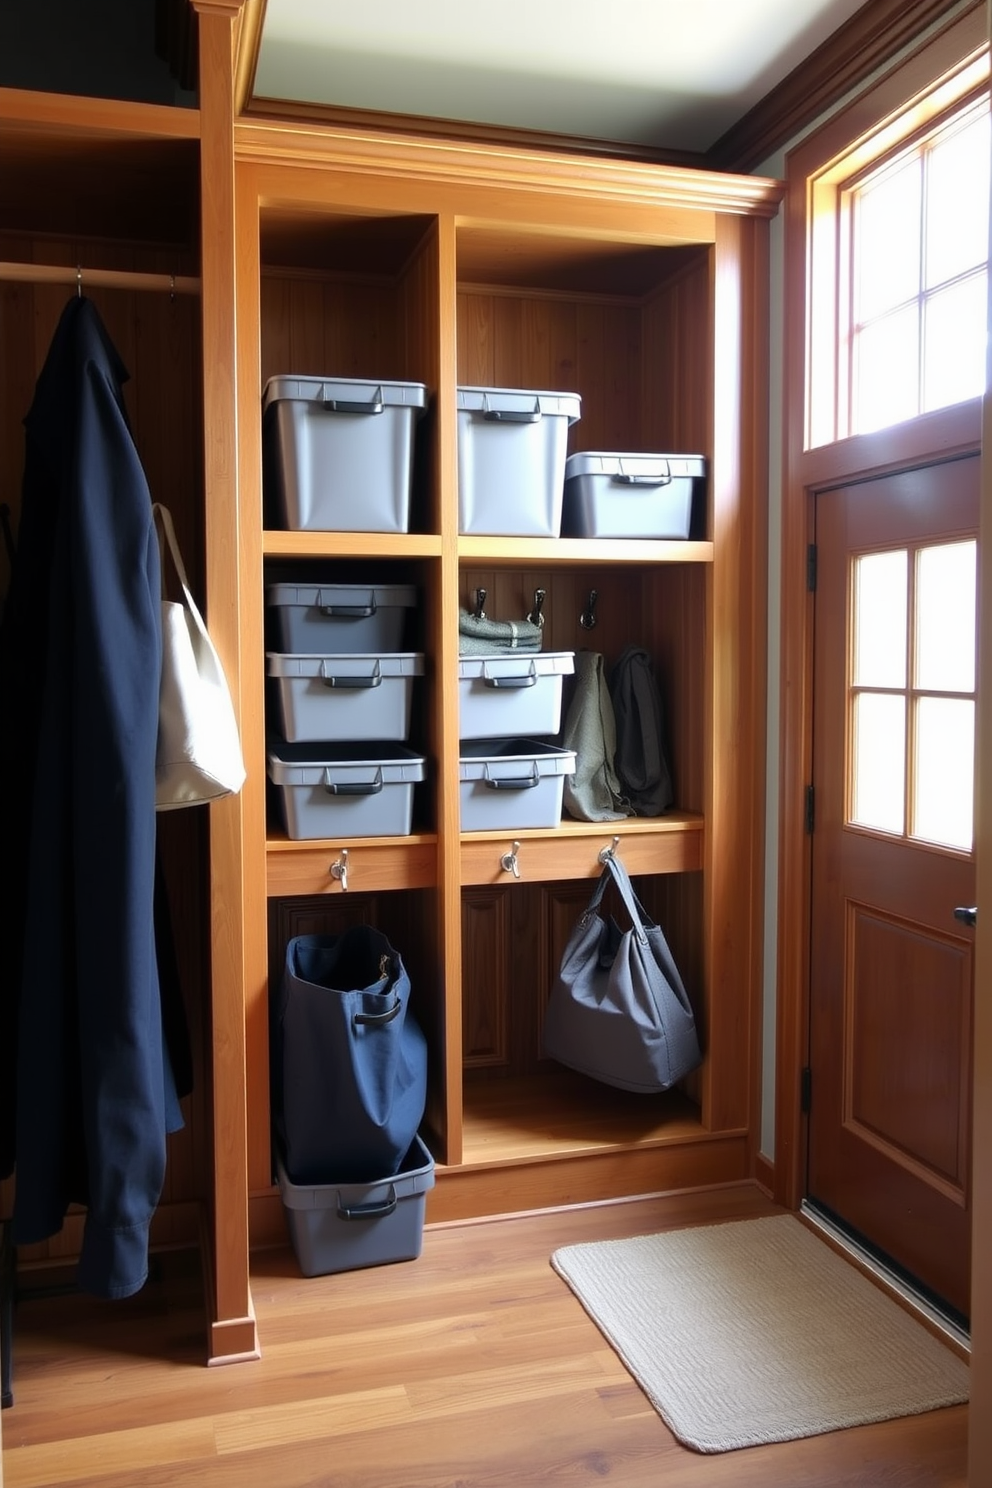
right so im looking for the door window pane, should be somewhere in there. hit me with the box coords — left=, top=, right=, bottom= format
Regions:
left=852, top=692, right=906, bottom=834
left=914, top=696, right=974, bottom=850
left=856, top=159, right=922, bottom=320
left=916, top=540, right=977, bottom=692
left=853, top=305, right=919, bottom=434
left=923, top=272, right=988, bottom=413
left=853, top=549, right=908, bottom=687
left=926, top=112, right=991, bottom=287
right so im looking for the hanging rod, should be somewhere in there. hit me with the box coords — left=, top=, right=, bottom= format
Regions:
left=0, top=262, right=201, bottom=295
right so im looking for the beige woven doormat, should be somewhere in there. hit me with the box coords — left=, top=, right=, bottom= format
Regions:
left=550, top=1213, right=969, bottom=1452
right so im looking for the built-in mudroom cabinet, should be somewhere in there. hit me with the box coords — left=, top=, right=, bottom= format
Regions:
left=0, top=3, right=782, bottom=1363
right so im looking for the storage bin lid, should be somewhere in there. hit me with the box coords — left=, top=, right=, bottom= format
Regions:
left=565, top=452, right=705, bottom=482
left=268, top=741, right=427, bottom=787
left=457, top=651, right=574, bottom=679
left=457, top=386, right=581, bottom=423
left=263, top=376, right=429, bottom=415
left=266, top=652, right=425, bottom=680
left=265, top=583, right=418, bottom=612
left=458, top=738, right=576, bottom=780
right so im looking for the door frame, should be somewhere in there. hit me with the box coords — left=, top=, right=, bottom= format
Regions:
left=773, top=8, right=987, bottom=1212
left=770, top=7, right=992, bottom=1483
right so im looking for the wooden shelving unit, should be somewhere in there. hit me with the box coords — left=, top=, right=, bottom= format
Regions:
left=0, top=4, right=782, bottom=1364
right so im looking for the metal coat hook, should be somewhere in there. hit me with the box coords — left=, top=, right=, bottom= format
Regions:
left=597, top=836, right=621, bottom=865
left=500, top=840, right=521, bottom=878
left=330, top=848, right=349, bottom=891
left=580, top=590, right=598, bottom=629
left=528, top=588, right=546, bottom=627
left=473, top=588, right=487, bottom=620
left=76, top=265, right=82, bottom=298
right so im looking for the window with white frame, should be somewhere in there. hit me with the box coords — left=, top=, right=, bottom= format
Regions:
left=804, top=52, right=990, bottom=449
left=846, top=100, right=989, bottom=436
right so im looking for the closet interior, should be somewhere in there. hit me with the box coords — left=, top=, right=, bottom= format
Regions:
left=0, top=89, right=211, bottom=1273
left=1, top=5, right=782, bottom=1363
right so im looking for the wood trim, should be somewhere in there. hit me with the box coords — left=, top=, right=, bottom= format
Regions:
left=233, top=0, right=266, bottom=115
left=243, top=94, right=709, bottom=173
left=234, top=119, right=784, bottom=221
left=970, top=5, right=992, bottom=1467
left=0, top=84, right=200, bottom=140
left=708, top=0, right=986, bottom=173
left=196, top=0, right=256, bottom=1362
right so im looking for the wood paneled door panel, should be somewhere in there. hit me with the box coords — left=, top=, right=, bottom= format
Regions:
left=808, top=457, right=978, bottom=1320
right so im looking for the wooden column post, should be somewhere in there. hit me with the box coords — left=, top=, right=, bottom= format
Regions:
left=191, top=0, right=259, bottom=1364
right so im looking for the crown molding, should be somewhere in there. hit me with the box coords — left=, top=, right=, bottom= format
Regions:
left=707, top=0, right=985, bottom=172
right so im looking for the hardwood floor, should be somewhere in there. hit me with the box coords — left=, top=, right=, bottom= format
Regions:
left=1, top=1183, right=968, bottom=1487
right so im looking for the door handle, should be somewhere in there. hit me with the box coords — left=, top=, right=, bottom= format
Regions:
left=954, top=906, right=977, bottom=927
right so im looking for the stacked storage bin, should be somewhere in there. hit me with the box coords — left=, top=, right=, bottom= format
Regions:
left=265, top=580, right=426, bottom=840
left=261, top=373, right=433, bottom=1275
left=262, top=374, right=429, bottom=841
left=456, top=385, right=580, bottom=827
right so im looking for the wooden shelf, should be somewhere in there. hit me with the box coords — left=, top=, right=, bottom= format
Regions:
left=263, top=530, right=443, bottom=559
left=266, top=832, right=437, bottom=896
left=459, top=1068, right=709, bottom=1167
left=460, top=814, right=704, bottom=885
left=457, top=536, right=713, bottom=565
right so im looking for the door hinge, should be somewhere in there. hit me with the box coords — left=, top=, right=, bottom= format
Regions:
left=805, top=783, right=815, bottom=834
left=801, top=1066, right=812, bottom=1114
left=807, top=543, right=818, bottom=592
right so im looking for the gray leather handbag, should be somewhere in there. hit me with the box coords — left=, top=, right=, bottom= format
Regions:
left=542, top=855, right=701, bottom=1093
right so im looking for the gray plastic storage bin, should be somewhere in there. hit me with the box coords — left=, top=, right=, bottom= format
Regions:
left=457, top=386, right=580, bottom=536
left=267, top=652, right=425, bottom=743
left=263, top=376, right=428, bottom=532
left=459, top=738, right=576, bottom=831
left=268, top=742, right=426, bottom=840
left=457, top=651, right=574, bottom=739
left=562, top=452, right=705, bottom=539
left=276, top=1135, right=435, bottom=1277
left=266, top=582, right=417, bottom=653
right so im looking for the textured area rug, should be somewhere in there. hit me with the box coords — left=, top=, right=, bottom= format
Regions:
left=551, top=1213, right=969, bottom=1452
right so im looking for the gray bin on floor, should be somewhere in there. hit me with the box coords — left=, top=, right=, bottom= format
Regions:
left=276, top=1135, right=435, bottom=1276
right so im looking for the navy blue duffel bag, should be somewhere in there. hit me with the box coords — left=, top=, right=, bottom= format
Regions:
left=272, top=927, right=427, bottom=1185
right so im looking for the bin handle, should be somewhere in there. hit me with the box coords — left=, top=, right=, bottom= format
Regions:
left=483, top=760, right=540, bottom=792
left=318, top=591, right=378, bottom=619
left=613, top=458, right=671, bottom=487
left=337, top=1188, right=398, bottom=1221
left=353, top=996, right=402, bottom=1028
left=319, top=659, right=382, bottom=690
left=322, top=767, right=384, bottom=796
left=481, top=659, right=537, bottom=690
left=321, top=385, right=384, bottom=415
left=481, top=391, right=541, bottom=424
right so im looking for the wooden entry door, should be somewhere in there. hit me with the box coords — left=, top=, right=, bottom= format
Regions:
left=808, top=454, right=978, bottom=1320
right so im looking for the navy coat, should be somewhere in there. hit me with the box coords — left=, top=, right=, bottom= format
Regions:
left=0, top=297, right=182, bottom=1298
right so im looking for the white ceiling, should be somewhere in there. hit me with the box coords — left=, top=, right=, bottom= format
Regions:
left=253, top=0, right=869, bottom=154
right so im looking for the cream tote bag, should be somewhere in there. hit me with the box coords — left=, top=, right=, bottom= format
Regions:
left=153, top=502, right=246, bottom=810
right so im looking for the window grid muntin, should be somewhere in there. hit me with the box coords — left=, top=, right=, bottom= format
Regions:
left=841, top=94, right=990, bottom=439
left=848, top=539, right=976, bottom=852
